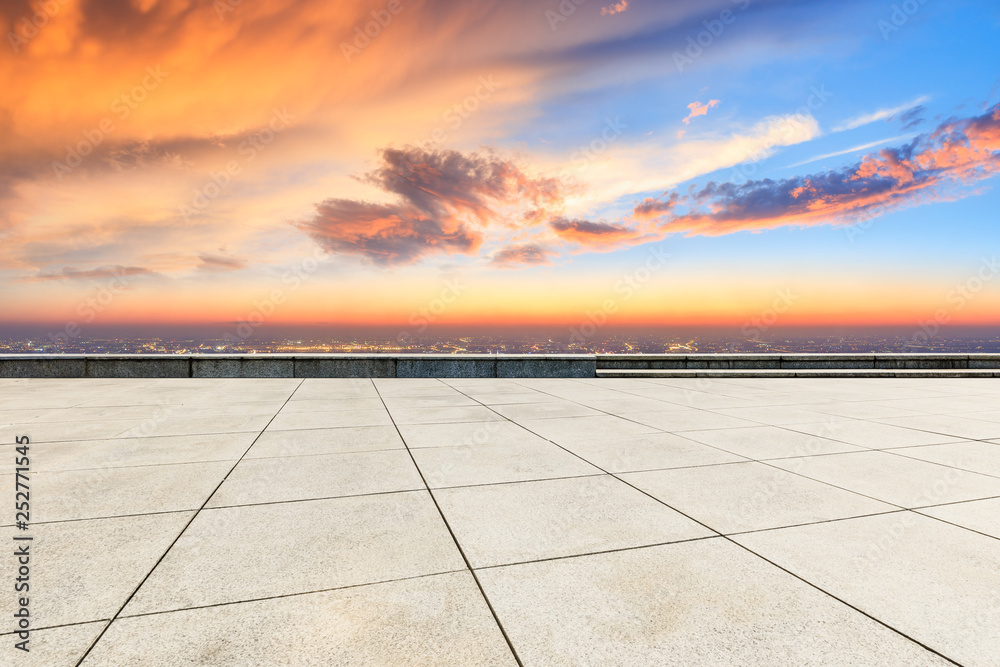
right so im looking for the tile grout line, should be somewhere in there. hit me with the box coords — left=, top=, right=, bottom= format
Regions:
left=457, top=382, right=1000, bottom=539
left=371, top=378, right=525, bottom=667
left=1, top=507, right=197, bottom=529
left=446, top=381, right=965, bottom=666
left=729, top=445, right=1000, bottom=547
left=497, top=381, right=912, bottom=504
left=0, top=567, right=470, bottom=639
left=583, top=375, right=991, bottom=416
left=73, top=379, right=307, bottom=665
left=0, top=617, right=110, bottom=639
left=877, top=446, right=1000, bottom=481
left=503, top=378, right=853, bottom=440
left=498, top=381, right=1000, bottom=540
left=909, top=508, right=1000, bottom=544
left=104, top=568, right=471, bottom=625
left=650, top=392, right=1000, bottom=542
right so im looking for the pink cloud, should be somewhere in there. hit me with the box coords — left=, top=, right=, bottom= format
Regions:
left=601, top=1, right=629, bottom=17
left=683, top=99, right=721, bottom=125
left=549, top=218, right=639, bottom=244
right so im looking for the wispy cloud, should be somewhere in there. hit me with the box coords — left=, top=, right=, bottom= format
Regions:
left=197, top=254, right=247, bottom=272
left=563, top=112, right=821, bottom=205
left=491, top=243, right=554, bottom=267
left=782, top=134, right=918, bottom=169
left=833, top=96, right=930, bottom=132
left=896, top=105, right=926, bottom=130
left=18, top=266, right=154, bottom=283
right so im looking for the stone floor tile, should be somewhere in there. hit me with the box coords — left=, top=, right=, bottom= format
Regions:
left=622, top=461, right=894, bottom=533
left=477, top=538, right=950, bottom=666
left=208, top=449, right=424, bottom=506
left=734, top=513, right=1000, bottom=666
left=682, top=425, right=865, bottom=460
left=90, top=572, right=515, bottom=666
left=411, top=442, right=602, bottom=488
left=0, top=461, right=231, bottom=523
left=768, top=450, right=1000, bottom=507
left=436, top=475, right=711, bottom=567
left=918, top=497, right=1000, bottom=538
left=123, top=491, right=464, bottom=615
left=556, top=432, right=746, bottom=472
left=0, top=513, right=192, bottom=627
left=244, top=426, right=404, bottom=458
left=397, top=421, right=551, bottom=449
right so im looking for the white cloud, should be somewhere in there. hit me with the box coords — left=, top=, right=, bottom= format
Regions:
left=782, top=133, right=918, bottom=169
left=832, top=96, right=930, bottom=132
left=547, top=113, right=822, bottom=210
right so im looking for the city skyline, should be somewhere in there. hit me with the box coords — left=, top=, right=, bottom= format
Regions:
left=2, top=0, right=1000, bottom=334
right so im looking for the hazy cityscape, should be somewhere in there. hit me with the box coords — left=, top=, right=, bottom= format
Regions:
left=4, top=333, right=1000, bottom=355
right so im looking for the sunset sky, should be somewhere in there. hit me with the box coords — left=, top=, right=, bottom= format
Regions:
left=2, top=0, right=999, bottom=334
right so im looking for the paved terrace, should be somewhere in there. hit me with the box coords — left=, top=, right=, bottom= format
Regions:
left=2, top=376, right=1000, bottom=665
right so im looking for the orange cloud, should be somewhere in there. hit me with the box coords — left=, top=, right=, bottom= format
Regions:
left=683, top=99, right=720, bottom=125
left=601, top=1, right=630, bottom=17
left=633, top=192, right=679, bottom=221
left=549, top=218, right=639, bottom=245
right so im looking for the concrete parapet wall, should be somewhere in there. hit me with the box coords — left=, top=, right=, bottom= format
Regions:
left=596, top=353, right=1000, bottom=372
left=0, top=354, right=998, bottom=378
left=0, top=354, right=597, bottom=378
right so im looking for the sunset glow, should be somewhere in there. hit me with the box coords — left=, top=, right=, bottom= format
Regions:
left=2, top=0, right=999, bottom=335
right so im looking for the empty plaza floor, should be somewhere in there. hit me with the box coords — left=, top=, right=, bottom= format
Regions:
left=2, top=376, right=1000, bottom=665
